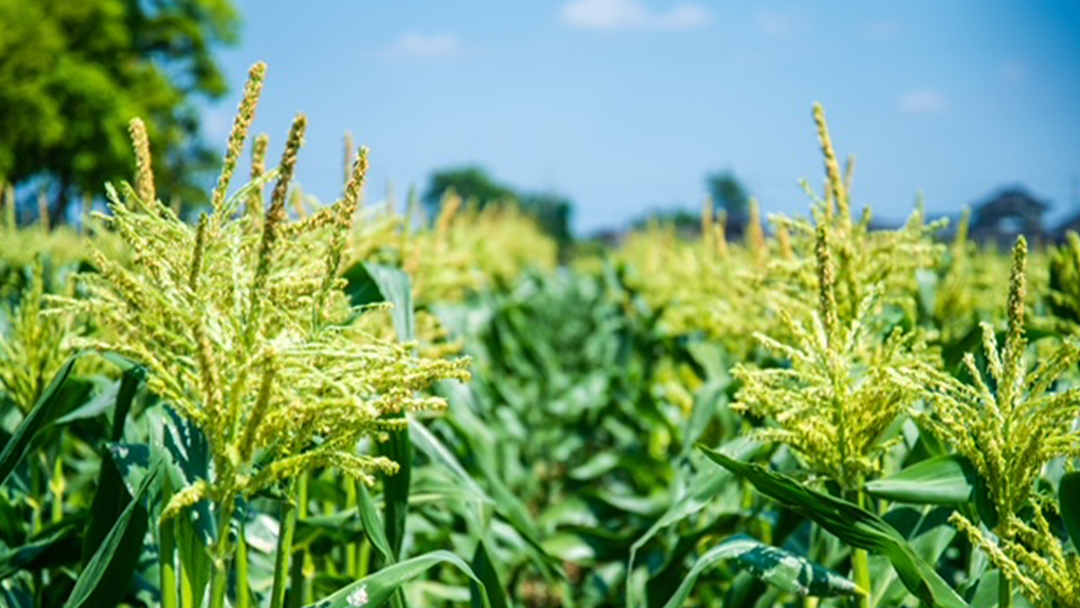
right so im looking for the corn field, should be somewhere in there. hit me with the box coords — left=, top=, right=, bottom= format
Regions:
left=1, top=62, right=1079, bottom=608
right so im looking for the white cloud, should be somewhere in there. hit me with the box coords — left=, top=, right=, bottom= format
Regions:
left=897, top=89, right=948, bottom=115
left=559, top=0, right=710, bottom=32
left=754, top=8, right=809, bottom=38
left=377, top=32, right=462, bottom=59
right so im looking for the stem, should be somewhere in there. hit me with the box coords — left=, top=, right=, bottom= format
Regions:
left=346, top=481, right=359, bottom=577
left=208, top=497, right=237, bottom=608
left=237, top=519, right=250, bottom=608
left=160, top=517, right=178, bottom=608
left=181, top=556, right=195, bottom=608
left=852, top=547, right=871, bottom=608
left=999, top=573, right=1012, bottom=608
left=359, top=538, right=371, bottom=576
left=270, top=481, right=299, bottom=608
left=849, top=485, right=872, bottom=608
left=288, top=473, right=313, bottom=606
left=300, top=473, right=313, bottom=605
left=49, top=456, right=64, bottom=524
left=31, top=452, right=43, bottom=534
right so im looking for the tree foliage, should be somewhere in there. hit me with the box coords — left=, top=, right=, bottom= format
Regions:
left=423, top=166, right=574, bottom=255
left=0, top=0, right=239, bottom=223
left=706, top=170, right=750, bottom=223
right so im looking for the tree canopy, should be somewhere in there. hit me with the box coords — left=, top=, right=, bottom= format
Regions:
left=424, top=166, right=574, bottom=256
left=706, top=170, right=750, bottom=222
left=422, top=166, right=516, bottom=214
left=0, top=0, right=239, bottom=224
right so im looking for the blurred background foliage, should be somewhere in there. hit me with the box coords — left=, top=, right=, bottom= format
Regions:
left=0, top=0, right=238, bottom=223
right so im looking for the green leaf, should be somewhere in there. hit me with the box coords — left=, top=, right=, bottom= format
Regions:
left=0, top=517, right=84, bottom=580
left=0, top=357, right=89, bottom=488
left=627, top=437, right=759, bottom=607
left=357, top=483, right=395, bottom=564
left=301, top=550, right=490, bottom=608
left=342, top=263, right=415, bottom=341
left=1059, top=471, right=1080, bottom=548
left=379, top=424, right=410, bottom=561
left=660, top=534, right=858, bottom=608
left=470, top=541, right=508, bottom=608
left=865, top=454, right=976, bottom=505
left=344, top=262, right=417, bottom=561
left=63, top=461, right=158, bottom=608
left=82, top=368, right=145, bottom=564
left=869, top=507, right=957, bottom=607
left=409, top=419, right=489, bottom=504
left=162, top=407, right=215, bottom=541
left=568, top=452, right=620, bottom=481
left=700, top=446, right=969, bottom=608
left=162, top=409, right=214, bottom=603
left=294, top=511, right=365, bottom=549
left=417, top=404, right=561, bottom=580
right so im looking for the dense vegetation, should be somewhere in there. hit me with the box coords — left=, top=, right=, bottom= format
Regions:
left=1, top=63, right=1079, bottom=608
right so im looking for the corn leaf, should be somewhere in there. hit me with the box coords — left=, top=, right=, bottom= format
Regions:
left=865, top=454, right=975, bottom=505
left=301, top=550, right=490, bottom=608
left=357, top=482, right=395, bottom=564
left=62, top=462, right=158, bottom=608
left=0, top=357, right=88, bottom=488
left=1060, top=471, right=1080, bottom=548
left=660, top=534, right=858, bottom=608
left=469, top=540, right=508, bottom=608
left=700, top=445, right=970, bottom=608
left=0, top=517, right=83, bottom=580
left=81, top=367, right=144, bottom=564
left=627, top=437, right=760, bottom=608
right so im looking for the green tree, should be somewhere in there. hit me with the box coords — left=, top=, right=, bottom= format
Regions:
left=0, top=0, right=239, bottom=224
left=706, top=170, right=750, bottom=223
left=422, top=166, right=515, bottom=214
left=631, top=208, right=700, bottom=233
left=520, top=192, right=573, bottom=260
left=423, top=166, right=575, bottom=257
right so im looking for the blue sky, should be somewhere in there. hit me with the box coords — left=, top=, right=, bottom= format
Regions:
left=208, top=1, right=1080, bottom=234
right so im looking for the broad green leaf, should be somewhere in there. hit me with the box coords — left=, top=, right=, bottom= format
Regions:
left=51, top=360, right=144, bottom=429
left=342, top=263, right=415, bottom=341
left=413, top=415, right=561, bottom=580
left=470, top=541, right=508, bottom=608
left=700, top=446, right=969, bottom=608
left=409, top=419, right=489, bottom=504
left=870, top=507, right=957, bottom=607
left=865, top=454, right=975, bottom=505
left=162, top=408, right=214, bottom=603
left=357, top=483, right=395, bottom=564
left=1, top=586, right=35, bottom=608
left=0, top=357, right=88, bottom=488
left=346, top=261, right=416, bottom=560
left=645, top=526, right=722, bottom=608
left=1060, top=471, right=1080, bottom=547
left=63, top=462, right=158, bottom=608
left=660, top=534, right=858, bottom=608
left=627, top=437, right=759, bottom=607
left=0, top=517, right=83, bottom=580
left=568, top=451, right=620, bottom=481
left=379, top=425, right=410, bottom=560
left=82, top=368, right=145, bottom=564
left=301, top=550, right=490, bottom=608
left=295, top=512, right=365, bottom=549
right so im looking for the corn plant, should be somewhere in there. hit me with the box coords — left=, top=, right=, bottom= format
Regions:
left=903, top=237, right=1080, bottom=607
left=43, top=62, right=472, bottom=608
